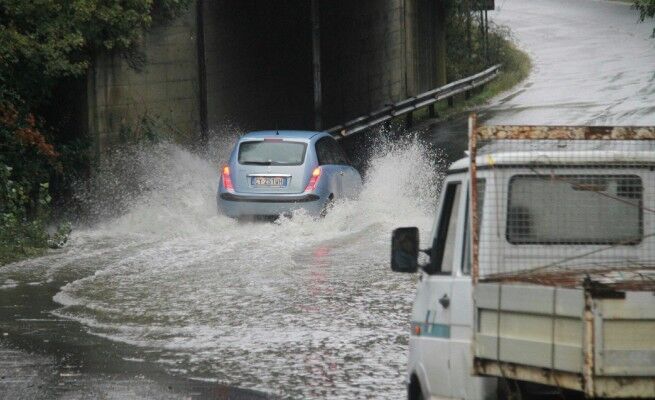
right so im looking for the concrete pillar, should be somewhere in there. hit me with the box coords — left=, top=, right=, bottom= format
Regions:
left=311, top=0, right=322, bottom=130
left=435, top=0, right=447, bottom=87
left=196, top=0, right=208, bottom=143
left=404, top=0, right=419, bottom=96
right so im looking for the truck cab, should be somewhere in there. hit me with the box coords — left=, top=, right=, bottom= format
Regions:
left=401, top=169, right=494, bottom=400
left=391, top=122, right=655, bottom=400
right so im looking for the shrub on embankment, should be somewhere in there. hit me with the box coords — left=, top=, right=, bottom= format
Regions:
left=410, top=3, right=531, bottom=123
left=0, top=95, right=67, bottom=264
left=0, top=0, right=191, bottom=265
left=455, top=27, right=531, bottom=107
left=448, top=3, right=531, bottom=104
left=633, top=0, right=655, bottom=36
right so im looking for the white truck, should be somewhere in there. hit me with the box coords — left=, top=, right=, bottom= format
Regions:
left=390, top=116, right=655, bottom=399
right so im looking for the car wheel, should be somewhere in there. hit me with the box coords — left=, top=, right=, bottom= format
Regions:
left=320, top=194, right=335, bottom=218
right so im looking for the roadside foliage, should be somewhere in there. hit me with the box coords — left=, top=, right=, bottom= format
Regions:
left=0, top=0, right=191, bottom=264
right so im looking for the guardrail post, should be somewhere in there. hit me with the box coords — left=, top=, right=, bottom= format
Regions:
left=448, top=97, right=454, bottom=108
left=428, top=104, right=436, bottom=118
left=465, top=90, right=471, bottom=100
left=405, top=111, right=413, bottom=128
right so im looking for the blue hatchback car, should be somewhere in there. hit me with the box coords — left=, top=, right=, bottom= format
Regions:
left=217, top=130, right=362, bottom=218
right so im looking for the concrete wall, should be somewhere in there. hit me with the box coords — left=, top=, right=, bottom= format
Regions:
left=87, top=3, right=200, bottom=155
left=320, top=0, right=408, bottom=128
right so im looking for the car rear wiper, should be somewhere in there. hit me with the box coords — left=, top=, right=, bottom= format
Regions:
left=242, top=161, right=272, bottom=165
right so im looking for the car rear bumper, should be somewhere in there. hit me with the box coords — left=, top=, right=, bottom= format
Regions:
left=217, top=192, right=324, bottom=217
left=219, top=193, right=320, bottom=203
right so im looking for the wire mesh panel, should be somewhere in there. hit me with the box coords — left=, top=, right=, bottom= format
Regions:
left=468, top=119, right=655, bottom=290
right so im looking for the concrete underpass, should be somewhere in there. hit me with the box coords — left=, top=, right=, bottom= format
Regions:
left=85, top=0, right=447, bottom=155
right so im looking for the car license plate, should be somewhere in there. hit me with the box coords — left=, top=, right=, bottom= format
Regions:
left=252, top=176, right=286, bottom=187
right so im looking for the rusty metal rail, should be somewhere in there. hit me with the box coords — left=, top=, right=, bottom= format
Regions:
left=326, top=64, right=501, bottom=138
left=481, top=264, right=655, bottom=292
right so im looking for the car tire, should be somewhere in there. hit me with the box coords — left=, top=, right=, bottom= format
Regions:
left=320, top=194, right=335, bottom=218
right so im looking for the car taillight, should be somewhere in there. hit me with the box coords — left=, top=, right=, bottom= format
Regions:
left=304, top=167, right=321, bottom=192
left=222, top=165, right=234, bottom=191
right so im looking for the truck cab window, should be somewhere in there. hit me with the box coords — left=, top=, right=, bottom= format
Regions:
left=507, top=175, right=643, bottom=244
left=428, top=182, right=461, bottom=274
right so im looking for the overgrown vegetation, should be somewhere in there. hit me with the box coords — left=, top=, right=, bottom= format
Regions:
left=633, top=0, right=655, bottom=36
left=0, top=95, right=71, bottom=264
left=0, top=0, right=191, bottom=265
left=412, top=3, right=531, bottom=123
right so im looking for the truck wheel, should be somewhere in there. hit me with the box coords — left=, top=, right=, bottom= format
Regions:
left=408, top=375, right=424, bottom=400
left=498, top=378, right=523, bottom=400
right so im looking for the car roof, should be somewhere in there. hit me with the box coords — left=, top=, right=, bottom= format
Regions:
left=240, top=130, right=327, bottom=141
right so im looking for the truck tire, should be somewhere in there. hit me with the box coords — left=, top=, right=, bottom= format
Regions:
left=498, top=378, right=523, bottom=400
left=408, top=375, right=424, bottom=400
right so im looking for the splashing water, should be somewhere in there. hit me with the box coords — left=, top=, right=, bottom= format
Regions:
left=1, top=130, right=445, bottom=399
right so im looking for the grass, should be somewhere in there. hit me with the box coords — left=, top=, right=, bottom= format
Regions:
left=409, top=38, right=532, bottom=124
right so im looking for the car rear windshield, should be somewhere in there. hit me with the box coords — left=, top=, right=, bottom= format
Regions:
left=238, top=140, right=307, bottom=166
left=507, top=175, right=643, bottom=245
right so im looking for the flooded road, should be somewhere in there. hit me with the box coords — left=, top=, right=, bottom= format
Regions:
left=1, top=138, right=441, bottom=399
left=487, top=0, right=655, bottom=125
left=428, top=0, right=655, bottom=166
left=2, top=0, right=655, bottom=399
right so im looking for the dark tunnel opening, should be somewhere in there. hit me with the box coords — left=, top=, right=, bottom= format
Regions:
left=203, top=1, right=315, bottom=132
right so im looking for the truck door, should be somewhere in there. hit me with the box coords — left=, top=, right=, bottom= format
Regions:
left=450, top=179, right=497, bottom=400
left=414, top=181, right=464, bottom=398
left=449, top=181, right=474, bottom=400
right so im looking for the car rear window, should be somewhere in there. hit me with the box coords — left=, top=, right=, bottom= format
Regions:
left=507, top=175, right=643, bottom=245
left=238, top=140, right=307, bottom=166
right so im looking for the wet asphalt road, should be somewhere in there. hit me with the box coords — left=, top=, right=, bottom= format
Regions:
left=426, top=0, right=655, bottom=164
left=2, top=1, right=655, bottom=399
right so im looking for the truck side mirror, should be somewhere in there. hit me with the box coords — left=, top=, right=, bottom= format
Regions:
left=391, top=227, right=419, bottom=273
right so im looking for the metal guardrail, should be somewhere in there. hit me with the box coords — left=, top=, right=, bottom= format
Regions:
left=327, top=64, right=501, bottom=138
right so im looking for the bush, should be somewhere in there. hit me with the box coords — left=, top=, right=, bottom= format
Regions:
left=445, top=4, right=520, bottom=82
left=0, top=0, right=192, bottom=264
left=633, top=0, right=655, bottom=36
left=0, top=165, right=49, bottom=252
left=0, top=95, right=71, bottom=264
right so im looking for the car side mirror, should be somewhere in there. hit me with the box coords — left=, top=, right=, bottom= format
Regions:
left=391, top=227, right=419, bottom=273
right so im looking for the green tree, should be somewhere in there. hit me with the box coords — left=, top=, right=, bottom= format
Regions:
left=0, top=0, right=191, bottom=263
left=0, top=0, right=192, bottom=105
left=633, top=0, right=655, bottom=36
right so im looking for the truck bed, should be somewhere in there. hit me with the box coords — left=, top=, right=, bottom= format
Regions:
left=472, top=266, right=655, bottom=398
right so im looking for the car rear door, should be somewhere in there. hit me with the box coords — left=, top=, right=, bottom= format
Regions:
left=334, top=140, right=361, bottom=198
left=322, top=136, right=361, bottom=198
left=316, top=137, right=342, bottom=196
